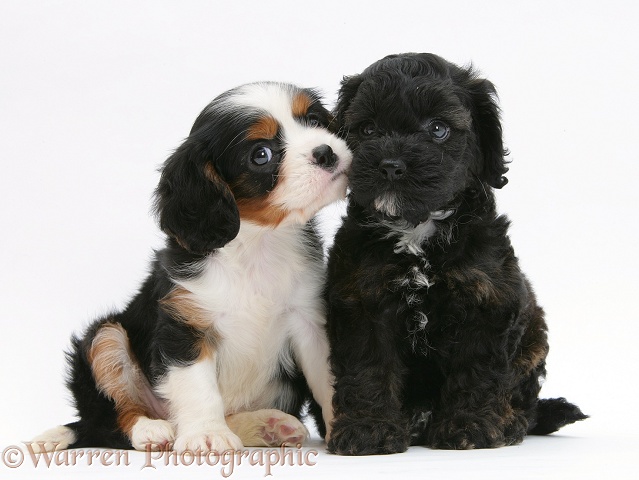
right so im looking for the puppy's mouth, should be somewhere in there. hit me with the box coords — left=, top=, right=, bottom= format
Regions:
left=371, top=192, right=455, bottom=225
left=331, top=171, right=348, bottom=182
left=330, top=168, right=349, bottom=182
left=373, top=192, right=402, bottom=218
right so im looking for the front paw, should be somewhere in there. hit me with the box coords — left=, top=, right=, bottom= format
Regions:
left=173, top=427, right=243, bottom=453
left=503, top=413, right=528, bottom=446
left=130, top=417, right=176, bottom=451
left=328, top=417, right=409, bottom=455
left=427, top=413, right=506, bottom=450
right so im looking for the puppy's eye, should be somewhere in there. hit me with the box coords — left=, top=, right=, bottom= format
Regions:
left=360, top=123, right=377, bottom=136
left=427, top=120, right=451, bottom=142
left=251, top=146, right=273, bottom=166
left=306, top=113, right=321, bottom=128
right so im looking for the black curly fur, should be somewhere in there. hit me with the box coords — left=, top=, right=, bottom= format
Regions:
left=325, top=53, right=586, bottom=455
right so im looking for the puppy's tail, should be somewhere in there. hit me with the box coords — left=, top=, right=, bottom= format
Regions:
left=528, top=397, right=588, bottom=435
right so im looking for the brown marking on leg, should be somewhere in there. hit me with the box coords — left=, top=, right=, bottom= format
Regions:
left=159, top=287, right=216, bottom=332
left=514, top=304, right=549, bottom=374
left=497, top=400, right=516, bottom=428
left=118, top=405, right=152, bottom=435
left=159, top=287, right=221, bottom=360
left=446, top=267, right=500, bottom=304
left=493, top=398, right=528, bottom=447
left=246, top=115, right=279, bottom=140
left=88, top=323, right=157, bottom=436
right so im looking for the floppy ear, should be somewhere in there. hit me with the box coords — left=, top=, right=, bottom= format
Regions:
left=468, top=78, right=509, bottom=189
left=334, top=74, right=364, bottom=135
left=154, top=138, right=240, bottom=255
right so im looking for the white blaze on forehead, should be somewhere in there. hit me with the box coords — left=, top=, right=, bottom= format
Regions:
left=205, top=82, right=300, bottom=124
left=230, top=82, right=304, bottom=125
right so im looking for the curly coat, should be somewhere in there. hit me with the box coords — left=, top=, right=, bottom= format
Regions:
left=325, top=53, right=586, bottom=454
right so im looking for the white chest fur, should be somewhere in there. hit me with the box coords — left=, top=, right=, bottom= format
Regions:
left=172, top=221, right=325, bottom=414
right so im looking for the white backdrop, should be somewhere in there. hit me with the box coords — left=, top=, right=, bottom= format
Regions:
left=1, top=1, right=637, bottom=478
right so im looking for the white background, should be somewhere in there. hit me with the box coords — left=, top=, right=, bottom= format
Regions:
left=1, top=0, right=638, bottom=478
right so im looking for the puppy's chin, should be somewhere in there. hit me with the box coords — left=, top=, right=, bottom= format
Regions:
left=271, top=166, right=350, bottom=226
left=368, top=193, right=431, bottom=227
left=372, top=192, right=402, bottom=220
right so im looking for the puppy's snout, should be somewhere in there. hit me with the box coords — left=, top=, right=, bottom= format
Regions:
left=312, top=144, right=338, bottom=171
left=379, top=159, right=406, bottom=181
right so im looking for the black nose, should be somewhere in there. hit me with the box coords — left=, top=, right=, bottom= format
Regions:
left=312, top=144, right=338, bottom=170
left=379, top=159, right=406, bottom=181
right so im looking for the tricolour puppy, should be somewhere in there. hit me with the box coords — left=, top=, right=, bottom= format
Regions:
left=325, top=53, right=586, bottom=454
left=30, top=82, right=351, bottom=453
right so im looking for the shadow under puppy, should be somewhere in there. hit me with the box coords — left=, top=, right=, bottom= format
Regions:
left=31, top=82, right=351, bottom=453
left=325, top=53, right=587, bottom=454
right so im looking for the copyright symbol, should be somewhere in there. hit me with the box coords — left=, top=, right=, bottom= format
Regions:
left=2, top=445, right=24, bottom=468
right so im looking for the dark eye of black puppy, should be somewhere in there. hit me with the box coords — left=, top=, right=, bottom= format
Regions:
left=251, top=145, right=273, bottom=165
left=360, top=123, right=377, bottom=137
left=425, top=119, right=450, bottom=143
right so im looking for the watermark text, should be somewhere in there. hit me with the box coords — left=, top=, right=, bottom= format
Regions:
left=2, top=443, right=318, bottom=477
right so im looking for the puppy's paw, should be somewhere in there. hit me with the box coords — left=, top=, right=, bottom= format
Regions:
left=27, top=425, right=76, bottom=453
left=173, top=427, right=243, bottom=454
left=503, top=413, right=528, bottom=446
left=260, top=411, right=308, bottom=446
left=225, top=409, right=308, bottom=447
left=130, top=417, right=176, bottom=451
left=427, top=413, right=507, bottom=450
left=328, top=417, right=409, bottom=455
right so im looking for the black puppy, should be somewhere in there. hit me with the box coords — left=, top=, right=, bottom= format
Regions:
left=325, top=53, right=586, bottom=454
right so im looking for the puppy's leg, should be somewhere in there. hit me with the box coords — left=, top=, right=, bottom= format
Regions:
left=89, top=322, right=175, bottom=451
left=326, top=304, right=410, bottom=455
left=80, top=321, right=276, bottom=451
left=509, top=304, right=549, bottom=441
left=426, top=325, right=518, bottom=450
left=226, top=410, right=308, bottom=447
left=157, top=352, right=242, bottom=453
left=289, top=308, right=335, bottom=442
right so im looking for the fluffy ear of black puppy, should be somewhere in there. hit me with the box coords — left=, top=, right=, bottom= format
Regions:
left=465, top=76, right=510, bottom=189
left=326, top=53, right=586, bottom=455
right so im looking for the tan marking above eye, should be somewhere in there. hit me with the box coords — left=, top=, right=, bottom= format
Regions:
left=291, top=93, right=312, bottom=118
left=247, top=116, right=278, bottom=140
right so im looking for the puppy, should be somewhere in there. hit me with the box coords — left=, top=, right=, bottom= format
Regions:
left=325, top=53, right=587, bottom=454
left=30, top=82, right=351, bottom=453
